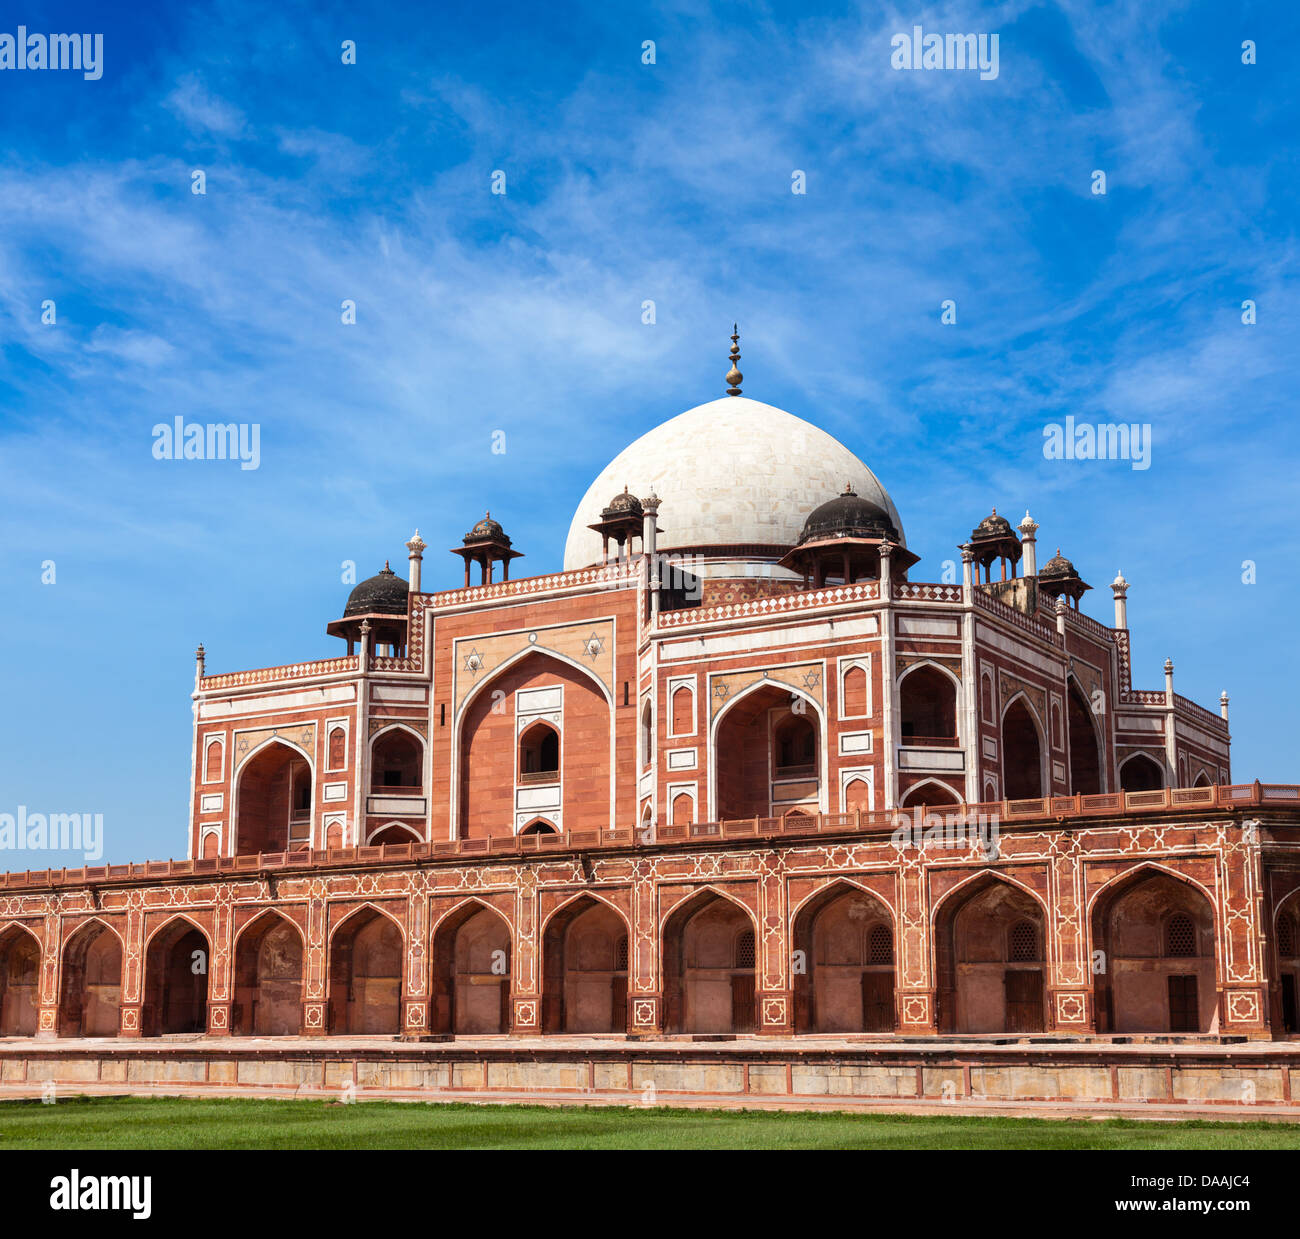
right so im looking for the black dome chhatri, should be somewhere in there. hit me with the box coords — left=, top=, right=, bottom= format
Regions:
left=799, top=485, right=900, bottom=546
left=1036, top=547, right=1091, bottom=609
left=463, top=511, right=510, bottom=545
left=601, top=487, right=643, bottom=520
left=971, top=510, right=1016, bottom=543
left=343, top=562, right=409, bottom=617
left=1038, top=549, right=1078, bottom=580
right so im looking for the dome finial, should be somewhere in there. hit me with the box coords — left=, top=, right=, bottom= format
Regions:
left=725, top=323, right=743, bottom=396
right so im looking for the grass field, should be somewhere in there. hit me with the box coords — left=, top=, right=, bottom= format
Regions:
left=0, top=1096, right=1298, bottom=1149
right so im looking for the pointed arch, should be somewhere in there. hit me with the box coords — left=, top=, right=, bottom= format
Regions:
left=899, top=777, right=964, bottom=808
left=709, top=680, right=828, bottom=820
left=142, top=915, right=210, bottom=1036
left=980, top=671, right=994, bottom=723
left=518, top=719, right=560, bottom=779
left=1089, top=863, right=1217, bottom=1033
left=366, top=821, right=423, bottom=845
left=429, top=896, right=514, bottom=959
left=327, top=903, right=405, bottom=1035
left=232, top=910, right=304, bottom=1036
left=791, top=879, right=896, bottom=1033
left=234, top=732, right=313, bottom=776
left=930, top=867, right=1050, bottom=927
left=670, top=683, right=695, bottom=736
left=1118, top=751, right=1166, bottom=792
left=143, top=912, right=209, bottom=954
left=790, top=876, right=895, bottom=928
left=327, top=724, right=347, bottom=771
left=540, top=890, right=631, bottom=940
left=897, top=660, right=961, bottom=745
left=933, top=870, right=1048, bottom=1033
left=843, top=776, right=871, bottom=813
left=640, top=698, right=654, bottom=767
left=518, top=817, right=559, bottom=836
left=328, top=900, right=406, bottom=949
left=60, top=916, right=123, bottom=952
left=711, top=678, right=825, bottom=736
left=368, top=720, right=426, bottom=746
left=203, top=736, right=224, bottom=783
left=234, top=737, right=314, bottom=855
left=455, top=647, right=614, bottom=839
left=232, top=907, right=305, bottom=955
left=458, top=644, right=614, bottom=719
left=661, top=883, right=757, bottom=934
left=1274, top=885, right=1300, bottom=929
left=1001, top=691, right=1047, bottom=800
left=431, top=897, right=513, bottom=1035
left=661, top=886, right=758, bottom=1034
left=540, top=893, right=631, bottom=1033
left=0, top=922, right=41, bottom=1037
left=370, top=724, right=424, bottom=793
left=1066, top=675, right=1104, bottom=795
left=0, top=920, right=42, bottom=951
left=1084, top=860, right=1216, bottom=919
left=58, top=917, right=123, bottom=1038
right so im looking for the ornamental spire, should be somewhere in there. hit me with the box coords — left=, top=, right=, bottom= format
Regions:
left=725, top=323, right=743, bottom=396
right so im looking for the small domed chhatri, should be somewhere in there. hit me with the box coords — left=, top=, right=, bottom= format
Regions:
left=343, top=562, right=408, bottom=618
left=1037, top=547, right=1091, bottom=609
left=464, top=512, right=506, bottom=544
left=968, top=507, right=1023, bottom=583
left=452, top=511, right=523, bottom=586
left=588, top=487, right=648, bottom=562
left=779, top=484, right=918, bottom=587
left=602, top=488, right=643, bottom=520
left=327, top=561, right=411, bottom=657
left=800, top=484, right=901, bottom=545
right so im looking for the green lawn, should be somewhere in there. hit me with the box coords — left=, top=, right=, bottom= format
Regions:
left=0, top=1096, right=1298, bottom=1149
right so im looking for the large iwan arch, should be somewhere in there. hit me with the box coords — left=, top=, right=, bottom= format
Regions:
left=431, top=900, right=513, bottom=1034
left=661, top=888, right=757, bottom=1034
left=328, top=905, right=404, bottom=1035
left=934, top=872, right=1048, bottom=1033
left=142, top=916, right=211, bottom=1037
left=1090, top=866, right=1216, bottom=1033
left=455, top=650, right=613, bottom=839
left=541, top=894, right=630, bottom=1033
left=232, top=912, right=304, bottom=1036
left=791, top=882, right=895, bottom=1033
left=0, top=924, right=40, bottom=1037
left=58, top=919, right=122, bottom=1038
left=710, top=682, right=827, bottom=821
left=234, top=737, right=314, bottom=855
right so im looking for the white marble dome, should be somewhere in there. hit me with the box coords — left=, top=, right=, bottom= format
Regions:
left=562, top=396, right=905, bottom=571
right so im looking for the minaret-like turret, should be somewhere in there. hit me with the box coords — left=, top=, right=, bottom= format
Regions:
left=405, top=529, right=426, bottom=594
left=1111, top=571, right=1129, bottom=628
left=1018, top=511, right=1039, bottom=577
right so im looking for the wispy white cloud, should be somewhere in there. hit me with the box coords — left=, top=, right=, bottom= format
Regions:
left=163, top=73, right=247, bottom=137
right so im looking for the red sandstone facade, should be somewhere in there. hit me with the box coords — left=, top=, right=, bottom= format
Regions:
left=2, top=385, right=1297, bottom=1047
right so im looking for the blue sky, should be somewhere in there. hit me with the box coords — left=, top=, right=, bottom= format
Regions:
left=1, top=0, right=1296, bottom=864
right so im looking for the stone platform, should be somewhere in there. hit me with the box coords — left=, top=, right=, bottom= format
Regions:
left=4, top=1035, right=1300, bottom=1121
